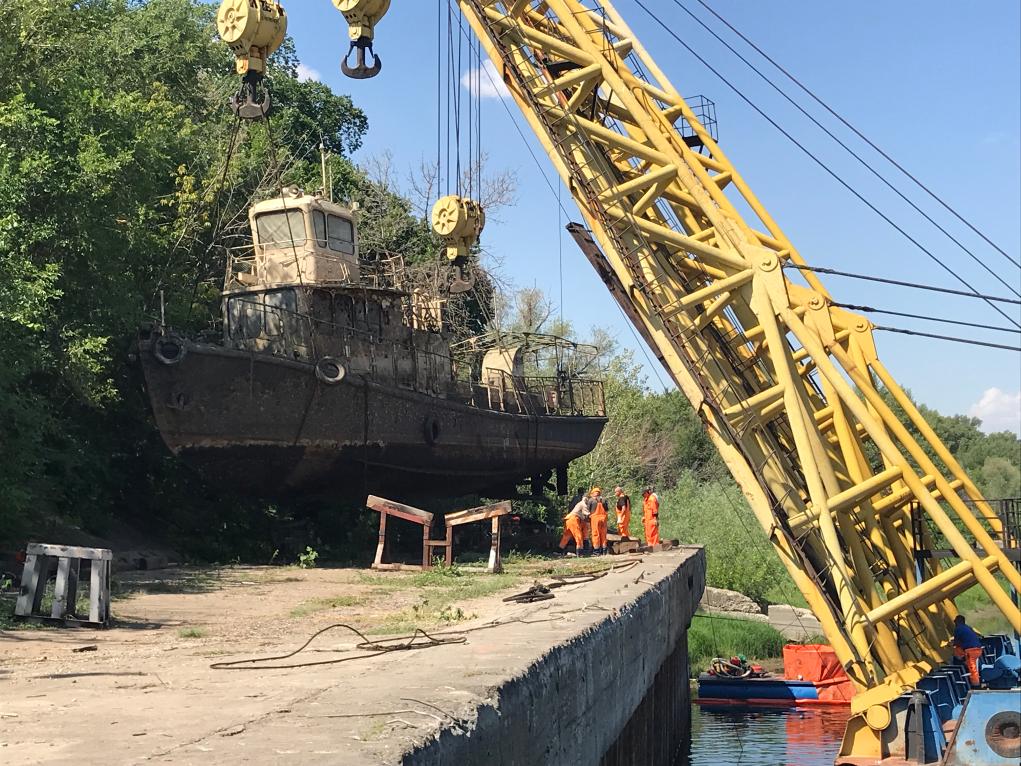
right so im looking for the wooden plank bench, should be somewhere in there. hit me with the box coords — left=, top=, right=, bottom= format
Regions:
left=366, top=495, right=449, bottom=571
left=444, top=501, right=512, bottom=573
left=15, top=543, right=112, bottom=628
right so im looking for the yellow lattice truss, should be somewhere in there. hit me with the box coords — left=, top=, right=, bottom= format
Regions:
left=437, top=1, right=1020, bottom=755
left=218, top=0, right=1020, bottom=759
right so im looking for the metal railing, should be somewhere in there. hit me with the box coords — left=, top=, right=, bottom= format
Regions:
left=459, top=369, right=605, bottom=418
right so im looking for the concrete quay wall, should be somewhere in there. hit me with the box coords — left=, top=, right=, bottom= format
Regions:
left=406, top=546, right=706, bottom=766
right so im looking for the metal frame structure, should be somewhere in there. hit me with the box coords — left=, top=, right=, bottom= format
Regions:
left=218, top=1, right=1020, bottom=760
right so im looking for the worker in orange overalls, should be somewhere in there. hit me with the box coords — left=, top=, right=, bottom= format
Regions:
left=952, top=614, right=985, bottom=687
left=588, top=487, right=609, bottom=556
left=642, top=486, right=660, bottom=546
left=558, top=492, right=591, bottom=556
left=614, top=486, right=631, bottom=539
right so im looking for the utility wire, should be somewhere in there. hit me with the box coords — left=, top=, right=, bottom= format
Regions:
left=833, top=303, right=1021, bottom=335
left=456, top=15, right=569, bottom=218
left=692, top=0, right=1019, bottom=269
left=632, top=0, right=1020, bottom=331
left=875, top=326, right=1020, bottom=353
left=670, top=0, right=1019, bottom=298
left=782, top=263, right=1021, bottom=306
left=450, top=15, right=664, bottom=389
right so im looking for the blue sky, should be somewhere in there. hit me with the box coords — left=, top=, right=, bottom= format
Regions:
left=282, top=1, right=1020, bottom=433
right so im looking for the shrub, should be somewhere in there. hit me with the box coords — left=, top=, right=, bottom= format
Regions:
left=688, top=615, right=787, bottom=676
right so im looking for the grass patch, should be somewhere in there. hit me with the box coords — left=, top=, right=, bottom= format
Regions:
left=659, top=471, right=801, bottom=606
left=354, top=563, right=531, bottom=634
left=688, top=615, right=787, bottom=677
left=0, top=597, right=25, bottom=630
left=177, top=626, right=207, bottom=639
left=290, top=594, right=367, bottom=618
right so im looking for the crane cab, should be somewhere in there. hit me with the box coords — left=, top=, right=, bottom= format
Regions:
left=245, top=187, right=360, bottom=288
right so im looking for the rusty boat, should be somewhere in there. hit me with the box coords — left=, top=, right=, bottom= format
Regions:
left=138, top=187, right=607, bottom=499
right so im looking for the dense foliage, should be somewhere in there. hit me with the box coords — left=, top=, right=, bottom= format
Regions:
left=0, top=0, right=372, bottom=550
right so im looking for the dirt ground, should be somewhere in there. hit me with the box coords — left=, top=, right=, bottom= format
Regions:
left=0, top=557, right=634, bottom=765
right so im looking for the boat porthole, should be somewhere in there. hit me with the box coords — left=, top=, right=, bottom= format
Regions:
left=153, top=336, right=186, bottom=366
left=423, top=416, right=441, bottom=445
left=315, top=356, right=346, bottom=385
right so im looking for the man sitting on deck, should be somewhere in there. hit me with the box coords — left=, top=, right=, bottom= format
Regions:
left=952, top=614, right=984, bottom=687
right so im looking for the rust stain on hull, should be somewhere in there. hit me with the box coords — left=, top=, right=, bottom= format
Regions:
left=139, top=338, right=605, bottom=499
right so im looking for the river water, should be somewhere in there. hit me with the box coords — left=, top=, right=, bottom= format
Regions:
left=676, top=704, right=849, bottom=766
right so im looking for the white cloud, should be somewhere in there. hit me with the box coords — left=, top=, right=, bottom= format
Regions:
left=968, top=387, right=1021, bottom=434
left=461, top=60, right=511, bottom=99
left=296, top=63, right=321, bottom=83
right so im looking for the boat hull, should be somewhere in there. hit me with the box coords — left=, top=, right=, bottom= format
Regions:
left=139, top=338, right=606, bottom=499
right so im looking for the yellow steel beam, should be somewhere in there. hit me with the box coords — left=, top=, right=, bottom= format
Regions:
left=327, top=1, right=1021, bottom=759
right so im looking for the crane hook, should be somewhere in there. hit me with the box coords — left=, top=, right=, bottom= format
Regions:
left=230, top=72, right=272, bottom=120
left=341, top=38, right=382, bottom=79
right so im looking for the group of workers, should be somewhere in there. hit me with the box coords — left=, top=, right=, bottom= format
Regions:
left=557, top=485, right=660, bottom=556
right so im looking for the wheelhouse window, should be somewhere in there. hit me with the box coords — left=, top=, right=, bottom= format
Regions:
left=327, top=214, right=354, bottom=254
left=228, top=289, right=297, bottom=340
left=311, top=210, right=354, bottom=254
left=255, top=210, right=307, bottom=250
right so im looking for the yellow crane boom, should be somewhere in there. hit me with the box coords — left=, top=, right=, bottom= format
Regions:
left=215, top=1, right=1019, bottom=761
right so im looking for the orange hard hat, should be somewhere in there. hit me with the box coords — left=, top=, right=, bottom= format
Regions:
left=590, top=486, right=602, bottom=495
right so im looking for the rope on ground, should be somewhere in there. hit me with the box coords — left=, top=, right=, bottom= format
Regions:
left=212, top=560, right=644, bottom=669
left=502, top=559, right=642, bottom=603
left=209, top=623, right=466, bottom=671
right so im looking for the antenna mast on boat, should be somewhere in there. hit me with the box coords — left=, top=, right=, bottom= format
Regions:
left=319, top=141, right=333, bottom=202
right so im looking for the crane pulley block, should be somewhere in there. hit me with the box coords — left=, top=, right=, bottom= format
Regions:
left=216, top=0, right=287, bottom=119
left=431, top=195, right=485, bottom=296
left=216, top=0, right=286, bottom=77
left=333, top=0, right=390, bottom=78
left=431, top=195, right=486, bottom=262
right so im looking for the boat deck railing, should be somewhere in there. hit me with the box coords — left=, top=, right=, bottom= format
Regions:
left=457, top=369, right=606, bottom=418
left=225, top=243, right=407, bottom=292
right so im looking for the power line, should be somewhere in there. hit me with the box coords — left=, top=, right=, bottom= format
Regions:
left=451, top=15, right=664, bottom=389
left=669, top=0, right=1019, bottom=298
left=875, top=326, right=1020, bottom=353
left=832, top=303, right=1021, bottom=335
left=692, top=0, right=1019, bottom=270
left=632, top=0, right=1020, bottom=331
left=782, top=262, right=1021, bottom=306
left=455, top=14, right=570, bottom=217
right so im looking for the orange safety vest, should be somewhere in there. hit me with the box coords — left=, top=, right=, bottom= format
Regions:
left=643, top=492, right=659, bottom=521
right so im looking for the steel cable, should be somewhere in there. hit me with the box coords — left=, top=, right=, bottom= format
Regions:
left=668, top=0, right=1020, bottom=298
left=632, top=0, right=1021, bottom=330
left=691, top=0, right=1019, bottom=269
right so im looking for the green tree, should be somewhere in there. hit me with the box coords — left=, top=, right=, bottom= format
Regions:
left=0, top=0, right=368, bottom=547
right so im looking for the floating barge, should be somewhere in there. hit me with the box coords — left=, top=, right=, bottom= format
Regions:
left=697, top=644, right=854, bottom=707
